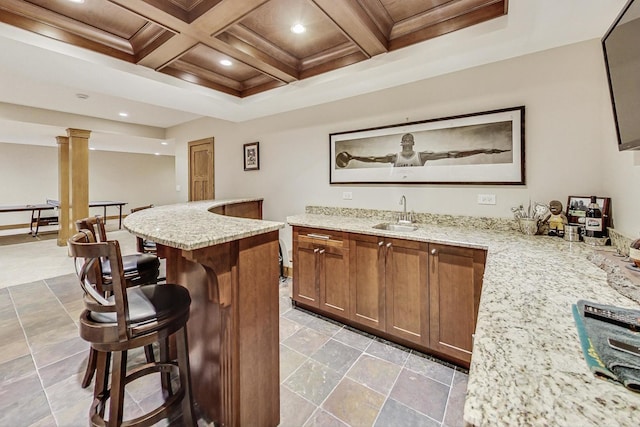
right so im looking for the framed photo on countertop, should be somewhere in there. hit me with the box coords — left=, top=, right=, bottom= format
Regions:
left=566, top=196, right=611, bottom=228
left=243, top=142, right=259, bottom=171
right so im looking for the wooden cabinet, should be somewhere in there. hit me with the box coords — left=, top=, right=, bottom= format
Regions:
left=292, top=227, right=349, bottom=319
left=348, top=233, right=386, bottom=331
left=348, top=233, right=429, bottom=344
left=428, top=243, right=485, bottom=364
left=292, top=226, right=486, bottom=367
left=384, top=237, right=429, bottom=346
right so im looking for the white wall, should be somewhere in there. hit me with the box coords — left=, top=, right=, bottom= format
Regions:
left=167, top=39, right=640, bottom=259
left=0, top=142, right=177, bottom=226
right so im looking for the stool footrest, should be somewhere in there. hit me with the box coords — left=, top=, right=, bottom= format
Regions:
left=91, top=362, right=186, bottom=427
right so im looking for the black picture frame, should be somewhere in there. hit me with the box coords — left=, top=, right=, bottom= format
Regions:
left=243, top=142, right=259, bottom=171
left=329, top=106, right=525, bottom=185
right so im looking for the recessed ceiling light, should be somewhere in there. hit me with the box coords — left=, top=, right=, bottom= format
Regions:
left=161, top=142, right=168, bottom=145
left=76, top=93, right=89, bottom=100
left=89, top=147, right=96, bottom=150
left=220, top=59, right=232, bottom=66
left=291, top=23, right=306, bottom=34
left=154, top=153, right=160, bottom=156
left=119, top=112, right=129, bottom=117
left=69, top=0, right=85, bottom=4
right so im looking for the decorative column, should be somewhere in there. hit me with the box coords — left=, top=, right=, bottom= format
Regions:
left=56, top=136, right=70, bottom=246
left=68, top=128, right=91, bottom=231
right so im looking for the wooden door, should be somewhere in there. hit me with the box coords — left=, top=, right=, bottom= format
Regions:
left=349, top=233, right=386, bottom=331
left=385, top=238, right=429, bottom=346
left=429, top=243, right=485, bottom=365
left=292, top=239, right=320, bottom=308
left=319, top=242, right=349, bottom=319
left=188, top=137, right=214, bottom=201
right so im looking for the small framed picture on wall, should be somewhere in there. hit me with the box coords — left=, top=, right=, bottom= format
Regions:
left=243, top=142, right=259, bottom=171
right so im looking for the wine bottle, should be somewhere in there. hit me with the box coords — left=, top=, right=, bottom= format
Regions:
left=584, top=196, right=604, bottom=238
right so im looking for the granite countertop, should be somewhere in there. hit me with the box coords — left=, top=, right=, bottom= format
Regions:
left=123, top=199, right=284, bottom=251
left=287, top=210, right=640, bottom=427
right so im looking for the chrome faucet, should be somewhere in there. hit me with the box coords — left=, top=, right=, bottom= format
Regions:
left=398, top=195, right=412, bottom=223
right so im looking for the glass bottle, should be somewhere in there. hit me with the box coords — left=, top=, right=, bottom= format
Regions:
left=584, top=196, right=604, bottom=238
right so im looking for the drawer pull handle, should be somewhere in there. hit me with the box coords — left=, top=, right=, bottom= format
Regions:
left=431, top=248, right=437, bottom=255
left=307, top=233, right=331, bottom=240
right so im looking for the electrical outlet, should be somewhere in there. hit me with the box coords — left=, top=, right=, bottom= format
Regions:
left=342, top=191, right=353, bottom=200
left=477, top=194, right=496, bottom=205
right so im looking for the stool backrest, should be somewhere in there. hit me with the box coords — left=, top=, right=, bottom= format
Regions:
left=75, top=216, right=108, bottom=242
left=69, top=230, right=130, bottom=340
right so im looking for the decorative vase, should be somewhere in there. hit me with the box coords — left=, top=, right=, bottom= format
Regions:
left=519, top=218, right=538, bottom=235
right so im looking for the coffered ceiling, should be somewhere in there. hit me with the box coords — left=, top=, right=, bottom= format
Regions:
left=0, top=0, right=508, bottom=98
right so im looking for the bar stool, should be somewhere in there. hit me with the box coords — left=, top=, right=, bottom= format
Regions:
left=75, top=216, right=160, bottom=286
left=69, top=230, right=196, bottom=426
left=75, top=216, right=160, bottom=388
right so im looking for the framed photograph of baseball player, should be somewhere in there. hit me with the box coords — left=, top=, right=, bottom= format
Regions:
left=330, top=106, right=525, bottom=185
left=243, top=142, right=260, bottom=171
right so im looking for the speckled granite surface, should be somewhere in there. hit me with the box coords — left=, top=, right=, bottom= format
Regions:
left=123, top=199, right=284, bottom=250
left=287, top=210, right=640, bottom=427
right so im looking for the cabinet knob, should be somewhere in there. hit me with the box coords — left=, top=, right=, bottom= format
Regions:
left=314, top=248, right=320, bottom=253
left=386, top=242, right=392, bottom=248
left=378, top=241, right=384, bottom=247
left=431, top=248, right=437, bottom=255
left=318, top=249, right=325, bottom=254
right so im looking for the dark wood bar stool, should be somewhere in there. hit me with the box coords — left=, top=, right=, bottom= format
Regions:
left=75, top=216, right=160, bottom=286
left=69, top=230, right=196, bottom=427
left=75, top=216, right=161, bottom=389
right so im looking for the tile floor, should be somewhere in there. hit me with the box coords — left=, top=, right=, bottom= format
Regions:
left=0, top=236, right=468, bottom=427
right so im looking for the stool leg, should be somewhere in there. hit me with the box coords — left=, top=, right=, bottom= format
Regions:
left=176, top=326, right=195, bottom=426
left=82, top=347, right=98, bottom=388
left=94, top=350, right=110, bottom=401
left=109, top=350, right=127, bottom=427
left=144, top=344, right=155, bottom=364
left=159, top=337, right=172, bottom=397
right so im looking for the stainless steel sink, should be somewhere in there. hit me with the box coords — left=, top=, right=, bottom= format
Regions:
left=372, top=222, right=418, bottom=232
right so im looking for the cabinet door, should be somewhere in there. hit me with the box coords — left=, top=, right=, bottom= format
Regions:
left=349, top=233, right=386, bottom=331
left=319, top=244, right=349, bottom=319
left=292, top=240, right=320, bottom=307
left=385, top=238, right=429, bottom=346
left=429, top=243, right=485, bottom=364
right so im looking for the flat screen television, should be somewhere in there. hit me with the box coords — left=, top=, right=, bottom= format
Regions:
left=602, top=0, right=640, bottom=151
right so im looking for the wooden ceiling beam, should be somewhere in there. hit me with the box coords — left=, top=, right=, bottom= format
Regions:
left=310, top=0, right=388, bottom=58
left=109, top=0, right=297, bottom=82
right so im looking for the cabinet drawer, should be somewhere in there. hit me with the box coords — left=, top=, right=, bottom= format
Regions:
left=294, top=227, right=347, bottom=249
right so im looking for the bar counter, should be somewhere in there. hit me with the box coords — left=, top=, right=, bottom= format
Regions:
left=125, top=199, right=284, bottom=426
left=287, top=206, right=640, bottom=427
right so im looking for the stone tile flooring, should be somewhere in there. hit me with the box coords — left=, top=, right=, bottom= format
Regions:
left=0, top=276, right=468, bottom=426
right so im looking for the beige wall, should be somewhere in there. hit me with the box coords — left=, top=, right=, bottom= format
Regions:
left=168, top=39, right=640, bottom=259
left=0, top=142, right=177, bottom=227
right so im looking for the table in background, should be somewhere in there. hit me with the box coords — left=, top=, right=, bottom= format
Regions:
left=46, top=199, right=127, bottom=229
left=0, top=204, right=57, bottom=236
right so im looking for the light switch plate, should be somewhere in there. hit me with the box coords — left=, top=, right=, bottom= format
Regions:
left=342, top=192, right=353, bottom=200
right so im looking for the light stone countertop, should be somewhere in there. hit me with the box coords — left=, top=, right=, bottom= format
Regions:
left=287, top=211, right=640, bottom=427
left=123, top=199, right=284, bottom=251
